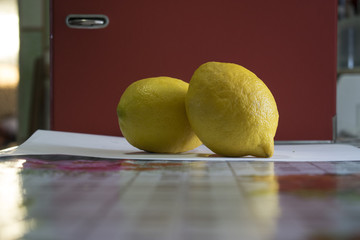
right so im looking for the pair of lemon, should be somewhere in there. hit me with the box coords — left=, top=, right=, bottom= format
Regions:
left=117, top=62, right=279, bottom=157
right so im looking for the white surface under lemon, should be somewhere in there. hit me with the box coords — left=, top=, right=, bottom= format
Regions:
left=4, top=130, right=360, bottom=162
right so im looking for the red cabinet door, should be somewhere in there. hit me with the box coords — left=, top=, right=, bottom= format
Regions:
left=51, top=0, right=337, bottom=141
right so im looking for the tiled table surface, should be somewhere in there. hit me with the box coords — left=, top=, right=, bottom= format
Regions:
left=1, top=156, right=360, bottom=240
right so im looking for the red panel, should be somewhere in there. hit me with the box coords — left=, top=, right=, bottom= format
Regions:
left=51, top=0, right=337, bottom=140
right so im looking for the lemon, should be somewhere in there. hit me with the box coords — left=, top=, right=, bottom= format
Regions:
left=185, top=62, right=279, bottom=157
left=117, top=77, right=202, bottom=153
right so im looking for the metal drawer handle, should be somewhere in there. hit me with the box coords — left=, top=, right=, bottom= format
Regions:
left=66, top=14, right=109, bottom=29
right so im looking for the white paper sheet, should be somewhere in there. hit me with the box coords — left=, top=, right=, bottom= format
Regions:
left=1, top=129, right=360, bottom=161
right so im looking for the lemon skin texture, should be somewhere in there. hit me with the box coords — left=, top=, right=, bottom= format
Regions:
left=185, top=62, right=279, bottom=157
left=117, top=77, right=202, bottom=153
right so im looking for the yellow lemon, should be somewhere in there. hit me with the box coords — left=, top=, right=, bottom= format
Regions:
left=117, top=77, right=202, bottom=153
left=185, top=62, right=279, bottom=157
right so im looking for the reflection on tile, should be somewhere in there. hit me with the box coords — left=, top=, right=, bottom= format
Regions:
left=0, top=159, right=31, bottom=240
left=1, top=157, right=360, bottom=240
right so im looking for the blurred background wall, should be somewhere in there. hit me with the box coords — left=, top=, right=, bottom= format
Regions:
left=17, top=0, right=50, bottom=143
left=0, top=0, right=49, bottom=148
left=0, top=0, right=359, bottom=149
left=0, top=0, right=20, bottom=148
left=337, top=0, right=360, bottom=143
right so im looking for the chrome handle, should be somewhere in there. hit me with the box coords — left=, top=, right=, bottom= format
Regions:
left=66, top=14, right=109, bottom=29
left=68, top=18, right=105, bottom=26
